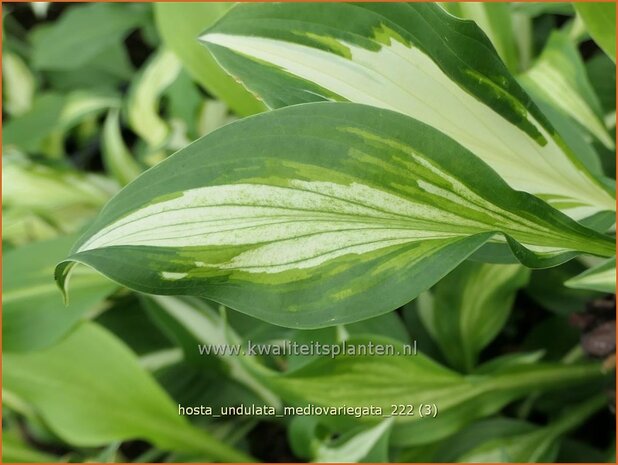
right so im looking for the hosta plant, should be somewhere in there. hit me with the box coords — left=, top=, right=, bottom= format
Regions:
left=56, top=2, right=617, bottom=327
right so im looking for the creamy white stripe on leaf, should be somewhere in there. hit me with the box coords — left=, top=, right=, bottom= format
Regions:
left=57, top=103, right=615, bottom=328
left=200, top=3, right=614, bottom=220
left=520, top=31, right=614, bottom=149
left=565, top=258, right=616, bottom=293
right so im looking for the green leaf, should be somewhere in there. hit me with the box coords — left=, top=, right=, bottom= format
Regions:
left=587, top=53, right=616, bottom=114
left=313, top=418, right=393, bottom=463
left=288, top=415, right=392, bottom=462
left=473, top=350, right=546, bottom=375
left=102, top=109, right=143, bottom=186
left=4, top=90, right=121, bottom=156
left=260, top=336, right=607, bottom=445
left=3, top=93, right=65, bottom=154
left=142, top=296, right=229, bottom=370
left=3, top=322, right=253, bottom=462
left=429, top=417, right=538, bottom=462
left=574, top=3, right=616, bottom=63
left=126, top=49, right=182, bottom=150
left=154, top=361, right=262, bottom=419
left=565, top=257, right=616, bottom=293
left=457, top=395, right=607, bottom=462
left=225, top=309, right=294, bottom=344
left=458, top=426, right=559, bottom=462
left=57, top=103, right=615, bottom=328
left=197, top=99, right=235, bottom=136
left=94, top=295, right=173, bottom=356
left=45, top=42, right=134, bottom=92
left=30, top=3, right=147, bottom=70
left=3, top=235, right=117, bottom=352
left=200, top=2, right=615, bottom=221
left=3, top=209, right=58, bottom=246
left=165, top=70, right=204, bottom=138
left=2, top=51, right=36, bottom=117
left=440, top=2, right=520, bottom=72
left=418, top=262, right=530, bottom=372
left=59, top=90, right=121, bottom=132
left=2, top=431, right=59, bottom=463
left=528, top=94, right=606, bottom=179
left=284, top=313, right=409, bottom=371
left=288, top=416, right=323, bottom=460
left=346, top=312, right=410, bottom=343
left=402, top=299, right=444, bottom=362
left=520, top=31, right=614, bottom=149
left=3, top=154, right=116, bottom=216
left=511, top=3, right=573, bottom=17
left=154, top=2, right=265, bottom=116
left=3, top=154, right=118, bottom=239
left=142, top=295, right=279, bottom=406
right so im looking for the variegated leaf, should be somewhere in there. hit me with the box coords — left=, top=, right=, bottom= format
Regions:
left=456, top=395, right=606, bottom=462
left=102, top=109, right=142, bottom=186
left=201, top=2, right=615, bottom=220
left=418, top=262, right=530, bottom=372
left=56, top=103, right=614, bottom=328
left=259, top=335, right=607, bottom=445
left=565, top=258, right=616, bottom=294
left=126, top=49, right=181, bottom=151
left=520, top=31, right=614, bottom=149
left=440, top=2, right=520, bottom=72
left=2, top=51, right=36, bottom=117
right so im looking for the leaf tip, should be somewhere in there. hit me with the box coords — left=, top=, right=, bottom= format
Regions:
left=54, top=260, right=76, bottom=306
